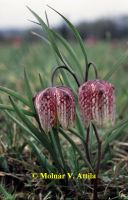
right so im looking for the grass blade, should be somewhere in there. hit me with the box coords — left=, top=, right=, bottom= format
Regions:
left=48, top=130, right=64, bottom=170
left=5, top=111, right=40, bottom=143
left=52, top=128, right=67, bottom=171
left=24, top=69, right=35, bottom=111
left=76, top=109, right=85, bottom=138
left=0, top=104, right=34, bottom=116
left=51, top=30, right=83, bottom=78
left=28, top=140, right=55, bottom=172
left=69, top=128, right=85, bottom=142
left=9, top=96, right=52, bottom=153
left=103, top=120, right=128, bottom=152
left=39, top=73, right=46, bottom=89
left=0, top=185, right=15, bottom=200
left=0, top=86, right=30, bottom=107
left=59, top=128, right=94, bottom=172
left=103, top=50, right=128, bottom=80
left=47, top=5, right=88, bottom=68
left=27, top=7, right=66, bottom=66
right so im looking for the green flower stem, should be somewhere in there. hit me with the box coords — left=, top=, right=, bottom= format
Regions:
left=85, top=62, right=98, bottom=82
left=51, top=65, right=81, bottom=87
left=85, top=126, right=91, bottom=164
left=92, top=123, right=102, bottom=200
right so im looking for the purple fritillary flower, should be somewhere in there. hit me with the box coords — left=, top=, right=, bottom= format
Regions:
left=78, top=80, right=115, bottom=128
left=56, top=86, right=75, bottom=129
left=33, top=86, right=75, bottom=132
left=33, top=87, right=57, bottom=133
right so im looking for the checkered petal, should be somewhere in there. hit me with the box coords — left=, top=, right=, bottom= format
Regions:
left=78, top=80, right=115, bottom=128
left=33, top=86, right=75, bottom=132
left=56, top=86, right=75, bottom=129
left=33, top=87, right=57, bottom=133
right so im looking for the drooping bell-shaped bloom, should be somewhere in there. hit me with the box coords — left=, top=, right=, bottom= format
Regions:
left=78, top=80, right=115, bottom=128
left=56, top=86, right=75, bottom=129
left=33, top=86, right=75, bottom=132
left=33, top=87, right=57, bottom=133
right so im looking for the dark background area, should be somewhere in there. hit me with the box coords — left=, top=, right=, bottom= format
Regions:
left=1, top=15, right=128, bottom=44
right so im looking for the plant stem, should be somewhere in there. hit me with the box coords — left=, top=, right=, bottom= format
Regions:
left=85, top=62, right=98, bottom=82
left=51, top=65, right=81, bottom=87
left=92, top=123, right=102, bottom=200
left=85, top=126, right=91, bottom=164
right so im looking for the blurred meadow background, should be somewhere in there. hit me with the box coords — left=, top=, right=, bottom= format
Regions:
left=0, top=0, right=128, bottom=199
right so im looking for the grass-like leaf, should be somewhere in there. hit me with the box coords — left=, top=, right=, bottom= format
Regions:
left=76, top=109, right=85, bottom=138
left=103, top=50, right=128, bottom=80
left=27, top=7, right=66, bottom=66
left=5, top=111, right=41, bottom=143
left=51, top=30, right=83, bottom=78
left=28, top=7, right=82, bottom=91
left=8, top=97, right=65, bottom=166
left=0, top=185, right=15, bottom=200
left=103, top=119, right=128, bottom=153
left=28, top=139, right=55, bottom=172
left=52, top=128, right=68, bottom=171
left=9, top=96, right=53, bottom=154
left=0, top=86, right=30, bottom=107
left=24, top=68, right=35, bottom=112
left=59, top=128, right=94, bottom=173
left=39, top=73, right=45, bottom=89
left=69, top=128, right=85, bottom=142
left=48, top=130, right=64, bottom=170
left=47, top=5, right=88, bottom=68
left=0, top=104, right=34, bottom=116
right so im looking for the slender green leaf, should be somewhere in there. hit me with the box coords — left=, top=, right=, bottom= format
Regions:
left=8, top=97, right=64, bottom=166
left=0, top=86, right=30, bottom=107
left=59, top=128, right=94, bottom=173
left=9, top=96, right=53, bottom=154
left=51, top=30, right=83, bottom=78
left=28, top=140, right=55, bottom=172
left=52, top=128, right=67, bottom=171
left=5, top=111, right=40, bottom=143
left=76, top=109, right=85, bottom=138
left=104, top=119, right=128, bottom=141
left=0, top=185, right=15, bottom=200
left=48, top=130, right=65, bottom=170
left=24, top=68, right=34, bottom=111
left=39, top=73, right=45, bottom=89
left=103, top=120, right=128, bottom=152
left=69, top=128, right=84, bottom=142
left=0, top=104, right=34, bottom=116
left=31, top=31, right=50, bottom=44
left=27, top=7, right=66, bottom=66
left=47, top=5, right=88, bottom=68
left=103, top=50, right=128, bottom=80
left=28, top=7, right=82, bottom=90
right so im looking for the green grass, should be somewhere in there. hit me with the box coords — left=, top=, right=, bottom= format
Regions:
left=1, top=41, right=128, bottom=115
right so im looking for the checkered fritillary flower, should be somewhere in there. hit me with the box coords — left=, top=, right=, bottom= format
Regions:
left=33, top=86, right=75, bottom=132
left=78, top=80, right=115, bottom=128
